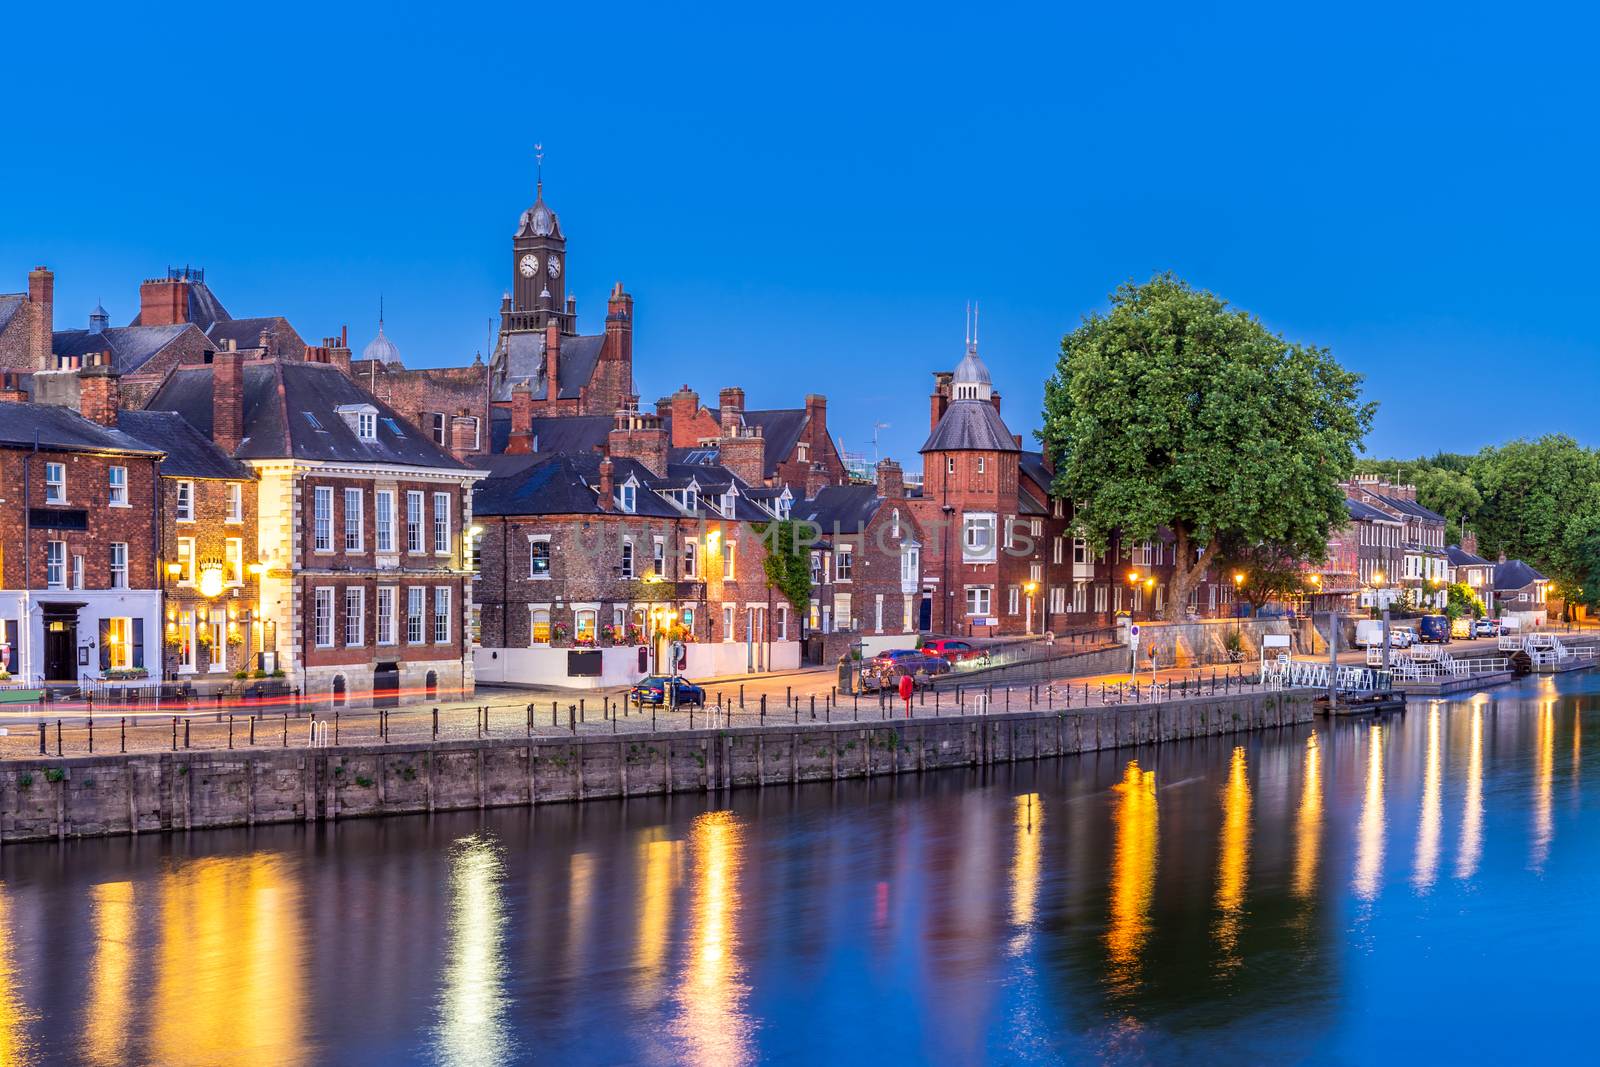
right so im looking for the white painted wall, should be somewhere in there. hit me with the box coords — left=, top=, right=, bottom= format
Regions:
left=474, top=640, right=803, bottom=688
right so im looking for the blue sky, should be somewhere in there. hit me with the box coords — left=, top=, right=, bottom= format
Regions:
left=4, top=2, right=1597, bottom=468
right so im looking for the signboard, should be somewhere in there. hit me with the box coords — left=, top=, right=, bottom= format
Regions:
left=1128, top=623, right=1141, bottom=644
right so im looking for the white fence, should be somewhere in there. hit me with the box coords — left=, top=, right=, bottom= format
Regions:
left=1263, top=655, right=1391, bottom=693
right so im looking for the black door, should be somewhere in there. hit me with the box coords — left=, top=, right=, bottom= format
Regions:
left=43, top=620, right=77, bottom=681
left=373, top=662, right=400, bottom=708
left=919, top=596, right=932, bottom=632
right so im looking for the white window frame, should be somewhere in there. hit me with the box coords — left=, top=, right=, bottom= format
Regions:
left=313, top=486, right=334, bottom=552
left=226, top=481, right=243, bottom=523
left=836, top=544, right=853, bottom=582
left=619, top=482, right=637, bottom=514
left=651, top=536, right=665, bottom=577
left=620, top=538, right=635, bottom=579
left=406, top=587, right=426, bottom=644
left=432, top=491, right=451, bottom=555
left=314, top=587, right=335, bottom=648
left=45, top=462, right=66, bottom=504
left=683, top=537, right=698, bottom=579
left=776, top=605, right=788, bottom=641
left=723, top=605, right=735, bottom=642
left=107, top=617, right=133, bottom=670
left=109, top=541, right=128, bottom=588
left=178, top=611, right=197, bottom=672
left=529, top=607, right=552, bottom=646
left=723, top=540, right=736, bottom=580
left=225, top=537, right=243, bottom=585
left=529, top=535, right=552, bottom=578
left=358, top=411, right=377, bottom=441
left=177, top=536, right=196, bottom=584
left=962, top=513, right=997, bottom=562
left=174, top=479, right=194, bottom=521
left=965, top=585, right=992, bottom=617
left=344, top=488, right=364, bottom=552
left=345, top=586, right=365, bottom=647
left=434, top=586, right=451, bottom=644
left=407, top=491, right=425, bottom=554
left=108, top=466, right=128, bottom=507
left=375, top=490, right=396, bottom=553
left=376, top=586, right=397, bottom=645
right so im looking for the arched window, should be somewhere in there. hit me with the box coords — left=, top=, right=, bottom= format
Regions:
left=332, top=675, right=346, bottom=707
left=530, top=609, right=551, bottom=645
left=425, top=670, right=438, bottom=699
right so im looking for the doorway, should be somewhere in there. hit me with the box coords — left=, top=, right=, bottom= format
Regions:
left=43, top=616, right=78, bottom=682
left=919, top=594, right=932, bottom=632
left=373, top=662, right=400, bottom=708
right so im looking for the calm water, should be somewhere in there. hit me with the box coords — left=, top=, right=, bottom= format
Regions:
left=2, top=675, right=1599, bottom=1065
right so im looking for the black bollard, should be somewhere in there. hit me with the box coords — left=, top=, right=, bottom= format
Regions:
left=282, top=712, right=288, bottom=747
left=526, top=703, right=534, bottom=737
left=171, top=717, right=178, bottom=751
left=56, top=719, right=62, bottom=756
left=760, top=694, right=767, bottom=724
left=569, top=704, right=577, bottom=734
left=740, top=684, right=745, bottom=709
left=228, top=715, right=233, bottom=750
left=810, top=694, right=816, bottom=720
left=121, top=716, right=127, bottom=753
left=37, top=721, right=45, bottom=756
left=88, top=713, right=94, bottom=754
left=250, top=715, right=256, bottom=746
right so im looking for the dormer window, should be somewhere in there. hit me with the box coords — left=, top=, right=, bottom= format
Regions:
left=685, top=487, right=699, bottom=514
left=336, top=403, right=380, bottom=442
left=776, top=490, right=792, bottom=519
left=721, top=490, right=737, bottom=517
left=618, top=480, right=637, bottom=514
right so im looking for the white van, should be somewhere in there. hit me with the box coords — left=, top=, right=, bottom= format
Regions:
left=1355, top=619, right=1409, bottom=649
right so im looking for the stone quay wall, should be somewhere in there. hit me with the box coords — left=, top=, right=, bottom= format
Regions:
left=0, top=690, right=1315, bottom=843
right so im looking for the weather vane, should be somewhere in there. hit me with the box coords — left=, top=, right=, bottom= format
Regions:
left=535, top=143, right=544, bottom=193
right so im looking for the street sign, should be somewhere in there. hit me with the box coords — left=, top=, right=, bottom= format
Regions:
left=1129, top=623, right=1141, bottom=643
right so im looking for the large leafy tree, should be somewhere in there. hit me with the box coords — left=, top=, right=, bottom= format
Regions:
left=1215, top=540, right=1313, bottom=613
left=1468, top=435, right=1600, bottom=588
left=1042, top=274, right=1375, bottom=621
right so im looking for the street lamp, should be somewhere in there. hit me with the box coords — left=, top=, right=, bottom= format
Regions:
left=1023, top=580, right=1038, bottom=635
left=1125, top=570, right=1141, bottom=620
left=1368, top=569, right=1386, bottom=618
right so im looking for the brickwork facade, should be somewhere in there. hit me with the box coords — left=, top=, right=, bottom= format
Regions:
left=157, top=474, right=261, bottom=679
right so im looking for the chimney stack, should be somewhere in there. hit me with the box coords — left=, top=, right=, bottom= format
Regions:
left=27, top=266, right=52, bottom=371
left=79, top=365, right=121, bottom=427
left=670, top=385, right=702, bottom=448
left=876, top=458, right=905, bottom=499
left=506, top=382, right=534, bottom=454
left=604, top=282, right=633, bottom=366
left=0, top=371, right=28, bottom=404
left=212, top=347, right=244, bottom=453
left=608, top=404, right=669, bottom=477
left=597, top=456, right=615, bottom=512
left=449, top=410, right=479, bottom=460
left=544, top=320, right=561, bottom=403
left=138, top=274, right=190, bottom=327
left=718, top=386, right=745, bottom=432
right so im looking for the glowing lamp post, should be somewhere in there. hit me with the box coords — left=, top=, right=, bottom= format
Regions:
left=1023, top=580, right=1038, bottom=635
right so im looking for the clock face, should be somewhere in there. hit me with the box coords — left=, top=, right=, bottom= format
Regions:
left=519, top=254, right=537, bottom=277
left=547, top=256, right=561, bottom=278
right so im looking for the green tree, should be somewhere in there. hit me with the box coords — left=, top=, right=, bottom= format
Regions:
left=755, top=521, right=812, bottom=614
left=1469, top=435, right=1600, bottom=588
left=1042, top=274, right=1375, bottom=620
left=1215, top=540, right=1312, bottom=612
left=1445, top=581, right=1484, bottom=621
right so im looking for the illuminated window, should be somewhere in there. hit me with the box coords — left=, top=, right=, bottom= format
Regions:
left=177, top=537, right=195, bottom=583
left=107, top=617, right=132, bottom=670
left=530, top=538, right=551, bottom=577
left=530, top=608, right=551, bottom=645
left=574, top=609, right=597, bottom=644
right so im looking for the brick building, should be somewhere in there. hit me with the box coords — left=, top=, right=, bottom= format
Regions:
left=0, top=267, right=56, bottom=372
left=144, top=350, right=484, bottom=707
left=1344, top=475, right=1448, bottom=610
left=0, top=393, right=163, bottom=684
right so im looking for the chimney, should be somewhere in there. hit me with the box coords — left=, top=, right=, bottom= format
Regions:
left=716, top=429, right=765, bottom=486
left=449, top=410, right=479, bottom=460
left=670, top=385, right=701, bottom=448
left=138, top=274, right=190, bottom=327
left=876, top=458, right=905, bottom=499
left=723, top=385, right=745, bottom=431
left=26, top=267, right=52, bottom=371
left=212, top=347, right=243, bottom=452
left=0, top=371, right=28, bottom=404
left=654, top=395, right=673, bottom=419
left=544, top=320, right=561, bottom=403
left=804, top=393, right=828, bottom=462
left=991, top=390, right=1003, bottom=414
left=1462, top=529, right=1479, bottom=556
left=1013, top=434, right=1023, bottom=449
left=608, top=405, right=669, bottom=477
left=597, top=456, right=615, bottom=512
left=79, top=365, right=121, bottom=427
left=506, top=382, right=535, bottom=454
left=929, top=372, right=952, bottom=431
left=604, top=282, right=633, bottom=365
left=320, top=329, right=352, bottom=375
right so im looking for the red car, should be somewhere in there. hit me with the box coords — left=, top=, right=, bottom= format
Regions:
left=921, top=639, right=989, bottom=665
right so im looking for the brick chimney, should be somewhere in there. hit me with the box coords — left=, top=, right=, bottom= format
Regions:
left=506, top=382, right=535, bottom=454
left=718, top=386, right=745, bottom=432
left=138, top=275, right=190, bottom=326
left=603, top=282, right=633, bottom=369
left=544, top=320, right=561, bottom=404
left=26, top=267, right=52, bottom=371
left=1462, top=529, right=1480, bottom=556
left=608, top=405, right=669, bottom=477
left=991, top=390, right=1003, bottom=415
left=310, top=327, right=352, bottom=375
left=0, top=371, right=28, bottom=404
left=929, top=372, right=952, bottom=431
left=212, top=346, right=244, bottom=453
left=876, top=458, right=905, bottom=499
left=449, top=410, right=479, bottom=460
left=716, top=426, right=765, bottom=486
left=597, top=456, right=615, bottom=511
left=804, top=393, right=828, bottom=457
left=79, top=365, right=121, bottom=427
left=670, top=385, right=702, bottom=448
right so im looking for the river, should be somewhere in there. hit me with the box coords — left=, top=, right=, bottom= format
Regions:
left=0, top=673, right=1596, bottom=1064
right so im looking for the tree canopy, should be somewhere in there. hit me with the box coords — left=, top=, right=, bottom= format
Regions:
left=755, top=521, right=812, bottom=614
left=1042, top=274, right=1374, bottom=620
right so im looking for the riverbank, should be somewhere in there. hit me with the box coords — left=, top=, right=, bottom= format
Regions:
left=0, top=688, right=1314, bottom=844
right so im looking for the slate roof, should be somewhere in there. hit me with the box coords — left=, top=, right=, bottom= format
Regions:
left=1344, top=497, right=1398, bottom=523
left=129, top=278, right=231, bottom=332
left=490, top=331, right=606, bottom=402
left=1372, top=492, right=1445, bottom=523
left=740, top=409, right=809, bottom=477
left=1447, top=544, right=1492, bottom=568
left=796, top=484, right=882, bottom=532
left=1493, top=559, right=1546, bottom=592
left=52, top=324, right=198, bottom=375
left=117, top=410, right=253, bottom=480
left=206, top=316, right=306, bottom=358
left=0, top=294, right=23, bottom=334
left=146, top=360, right=467, bottom=469
left=0, top=403, right=162, bottom=455
left=921, top=399, right=1019, bottom=453
left=1018, top=449, right=1053, bottom=492
left=475, top=451, right=772, bottom=520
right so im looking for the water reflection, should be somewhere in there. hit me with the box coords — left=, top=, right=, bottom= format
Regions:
left=152, top=854, right=305, bottom=1066
left=1533, top=704, right=1555, bottom=871
left=1353, top=724, right=1386, bottom=901
left=1214, top=747, right=1252, bottom=971
left=635, top=832, right=681, bottom=999
left=433, top=835, right=512, bottom=1067
left=1010, top=793, right=1043, bottom=946
left=83, top=881, right=135, bottom=1066
left=1413, top=709, right=1443, bottom=893
left=1293, top=733, right=1322, bottom=899
left=0, top=883, right=35, bottom=1066
left=1106, top=761, right=1158, bottom=995
left=673, top=810, right=753, bottom=1066
left=1457, top=706, right=1485, bottom=880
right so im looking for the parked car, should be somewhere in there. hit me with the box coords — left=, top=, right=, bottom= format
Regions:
left=1474, top=618, right=1502, bottom=638
left=1418, top=615, right=1453, bottom=644
left=629, top=675, right=706, bottom=707
left=863, top=650, right=951, bottom=690
left=921, top=639, right=990, bottom=664
left=1355, top=620, right=1413, bottom=649
left=1392, top=626, right=1418, bottom=648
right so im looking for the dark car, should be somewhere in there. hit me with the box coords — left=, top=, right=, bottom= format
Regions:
left=1418, top=615, right=1453, bottom=644
left=629, top=675, right=706, bottom=707
left=864, top=650, right=951, bottom=690
left=921, top=639, right=990, bottom=664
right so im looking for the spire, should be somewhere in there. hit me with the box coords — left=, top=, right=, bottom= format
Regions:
left=535, top=142, right=544, bottom=197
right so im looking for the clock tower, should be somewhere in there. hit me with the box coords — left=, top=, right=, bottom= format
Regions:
left=509, top=173, right=572, bottom=335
